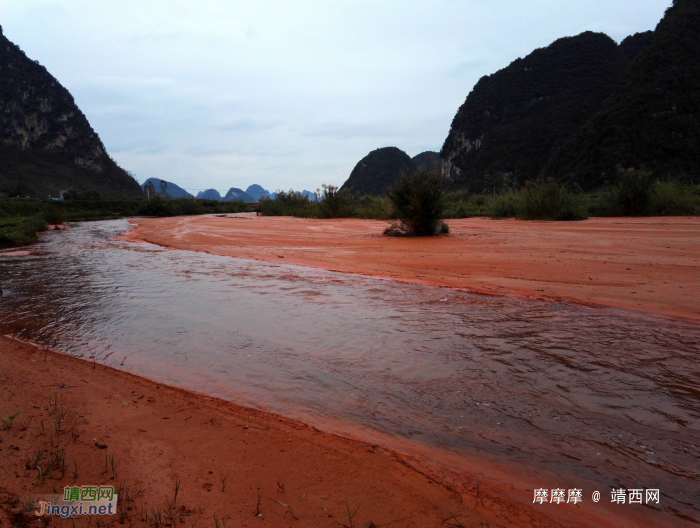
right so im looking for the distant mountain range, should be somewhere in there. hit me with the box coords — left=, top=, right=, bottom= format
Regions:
left=0, top=26, right=142, bottom=199
left=142, top=178, right=193, bottom=198
left=8, top=0, right=696, bottom=201
left=144, top=181, right=318, bottom=203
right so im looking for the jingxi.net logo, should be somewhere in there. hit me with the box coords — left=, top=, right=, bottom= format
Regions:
left=35, top=486, right=117, bottom=518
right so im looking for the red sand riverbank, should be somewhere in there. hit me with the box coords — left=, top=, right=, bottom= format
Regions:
left=0, top=336, right=565, bottom=528
left=122, top=215, right=700, bottom=321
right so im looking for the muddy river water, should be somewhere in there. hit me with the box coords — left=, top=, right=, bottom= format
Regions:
left=1, top=220, right=698, bottom=526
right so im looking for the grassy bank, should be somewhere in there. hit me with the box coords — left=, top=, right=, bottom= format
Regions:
left=0, top=197, right=255, bottom=247
left=260, top=178, right=700, bottom=222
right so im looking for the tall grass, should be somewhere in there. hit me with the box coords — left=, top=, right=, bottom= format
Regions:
left=589, top=171, right=700, bottom=217
left=258, top=187, right=392, bottom=220
left=520, top=180, right=587, bottom=220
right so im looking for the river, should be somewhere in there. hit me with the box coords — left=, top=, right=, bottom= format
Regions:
left=1, top=219, right=698, bottom=527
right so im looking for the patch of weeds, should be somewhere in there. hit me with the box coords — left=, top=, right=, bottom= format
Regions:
left=1, top=412, right=19, bottom=430
left=340, top=500, right=362, bottom=528
left=108, top=454, right=120, bottom=479
left=163, top=479, right=181, bottom=525
left=213, top=514, right=227, bottom=528
left=47, top=447, right=68, bottom=478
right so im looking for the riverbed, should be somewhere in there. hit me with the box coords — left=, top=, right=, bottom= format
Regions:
left=1, top=219, right=698, bottom=527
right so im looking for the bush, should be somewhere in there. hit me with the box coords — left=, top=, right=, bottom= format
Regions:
left=651, top=179, right=700, bottom=215
left=0, top=215, right=47, bottom=245
left=384, top=169, right=447, bottom=236
left=489, top=191, right=522, bottom=218
left=521, top=180, right=587, bottom=220
left=317, top=185, right=355, bottom=218
left=258, top=190, right=312, bottom=217
left=603, top=168, right=652, bottom=216
left=443, top=190, right=491, bottom=218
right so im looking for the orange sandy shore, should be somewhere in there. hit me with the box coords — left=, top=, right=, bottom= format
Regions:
left=0, top=336, right=566, bottom=528
left=122, top=215, right=700, bottom=321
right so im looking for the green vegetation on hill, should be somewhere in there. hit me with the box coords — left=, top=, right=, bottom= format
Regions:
left=340, top=147, right=416, bottom=196
left=546, top=0, right=700, bottom=188
left=411, top=151, right=442, bottom=170
left=618, top=31, right=653, bottom=60
left=440, top=31, right=631, bottom=193
left=0, top=26, right=142, bottom=199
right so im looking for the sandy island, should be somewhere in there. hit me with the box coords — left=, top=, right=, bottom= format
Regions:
left=122, top=215, right=700, bottom=321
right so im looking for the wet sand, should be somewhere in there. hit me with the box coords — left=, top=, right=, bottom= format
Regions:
left=122, top=215, right=700, bottom=321
left=0, top=335, right=564, bottom=528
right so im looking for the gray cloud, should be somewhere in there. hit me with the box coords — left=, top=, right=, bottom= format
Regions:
left=0, top=0, right=671, bottom=191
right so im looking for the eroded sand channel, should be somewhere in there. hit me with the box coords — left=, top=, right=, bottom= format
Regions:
left=1, top=219, right=699, bottom=527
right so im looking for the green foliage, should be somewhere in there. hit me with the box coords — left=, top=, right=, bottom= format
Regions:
left=521, top=180, right=587, bottom=220
left=317, top=185, right=355, bottom=218
left=341, top=147, right=417, bottom=196
left=0, top=196, right=255, bottom=247
left=489, top=191, right=523, bottom=219
left=0, top=29, right=143, bottom=200
left=442, top=31, right=630, bottom=192
left=384, top=169, right=447, bottom=236
left=259, top=190, right=311, bottom=217
left=607, top=168, right=653, bottom=216
left=590, top=174, right=700, bottom=216
left=442, top=190, right=489, bottom=218
left=258, top=188, right=392, bottom=220
left=651, top=179, right=700, bottom=215
left=0, top=215, right=47, bottom=245
left=546, top=0, right=700, bottom=187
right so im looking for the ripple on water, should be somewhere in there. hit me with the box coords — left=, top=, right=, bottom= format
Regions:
left=0, top=219, right=698, bottom=527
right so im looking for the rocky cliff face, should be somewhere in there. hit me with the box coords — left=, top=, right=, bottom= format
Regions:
left=440, top=32, right=630, bottom=192
left=0, top=26, right=141, bottom=198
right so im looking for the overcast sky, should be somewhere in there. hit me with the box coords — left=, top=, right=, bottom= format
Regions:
left=1, top=0, right=670, bottom=194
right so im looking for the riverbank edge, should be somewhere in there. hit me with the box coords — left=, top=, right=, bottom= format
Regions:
left=120, top=215, right=700, bottom=323
left=0, top=334, right=574, bottom=528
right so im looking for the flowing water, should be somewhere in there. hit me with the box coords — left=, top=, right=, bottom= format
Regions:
left=1, top=220, right=698, bottom=526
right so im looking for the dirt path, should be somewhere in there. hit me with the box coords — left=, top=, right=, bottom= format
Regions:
left=121, top=215, right=700, bottom=321
left=0, top=336, right=566, bottom=528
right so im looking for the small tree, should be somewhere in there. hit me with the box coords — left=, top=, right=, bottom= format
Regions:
left=385, top=169, right=448, bottom=236
left=318, top=184, right=354, bottom=218
left=614, top=167, right=652, bottom=216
